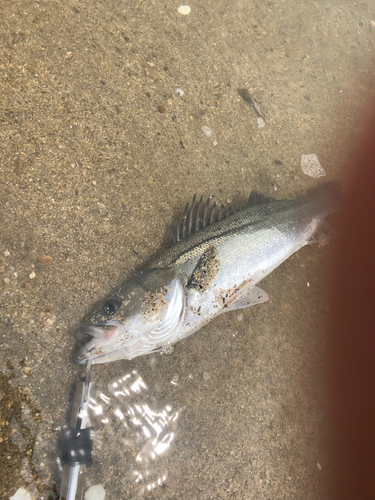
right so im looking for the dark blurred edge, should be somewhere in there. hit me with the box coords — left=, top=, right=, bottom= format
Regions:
left=330, top=107, right=375, bottom=500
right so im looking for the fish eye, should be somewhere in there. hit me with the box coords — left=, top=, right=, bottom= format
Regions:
left=102, top=299, right=119, bottom=315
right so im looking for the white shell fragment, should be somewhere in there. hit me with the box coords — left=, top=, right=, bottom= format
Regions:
left=202, top=125, right=212, bottom=137
left=301, top=153, right=326, bottom=178
left=178, top=5, right=191, bottom=15
left=9, top=489, right=32, bottom=500
left=85, top=484, right=106, bottom=500
left=257, top=117, right=265, bottom=128
left=175, top=88, right=184, bottom=97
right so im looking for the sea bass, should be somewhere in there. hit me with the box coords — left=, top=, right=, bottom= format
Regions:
left=77, top=181, right=340, bottom=365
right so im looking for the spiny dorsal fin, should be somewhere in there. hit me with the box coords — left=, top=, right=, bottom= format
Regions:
left=174, top=195, right=233, bottom=243
left=173, top=190, right=275, bottom=244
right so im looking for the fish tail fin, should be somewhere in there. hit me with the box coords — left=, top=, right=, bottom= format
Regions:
left=306, top=180, right=343, bottom=246
left=308, top=180, right=343, bottom=215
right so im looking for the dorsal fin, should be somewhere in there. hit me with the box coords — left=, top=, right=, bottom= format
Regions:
left=174, top=195, right=233, bottom=243
left=247, top=191, right=276, bottom=206
left=173, top=190, right=275, bottom=244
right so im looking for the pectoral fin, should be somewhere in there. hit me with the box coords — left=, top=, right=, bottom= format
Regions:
left=187, top=246, right=220, bottom=292
left=224, top=286, right=269, bottom=311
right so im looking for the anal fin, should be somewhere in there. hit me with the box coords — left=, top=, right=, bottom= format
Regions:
left=224, top=286, right=269, bottom=311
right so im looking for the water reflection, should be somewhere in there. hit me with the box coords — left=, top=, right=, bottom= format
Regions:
left=89, top=370, right=179, bottom=495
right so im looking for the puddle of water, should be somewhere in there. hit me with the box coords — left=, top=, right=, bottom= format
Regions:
left=80, top=370, right=180, bottom=497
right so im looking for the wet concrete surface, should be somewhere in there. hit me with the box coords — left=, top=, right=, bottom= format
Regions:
left=1, top=0, right=375, bottom=498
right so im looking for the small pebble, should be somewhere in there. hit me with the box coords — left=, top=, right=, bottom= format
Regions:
left=23, top=282, right=30, bottom=288
left=158, top=105, right=166, bottom=113
left=29, top=272, right=36, bottom=279
left=4, top=250, right=10, bottom=256
left=38, top=255, right=54, bottom=263
left=301, top=153, right=326, bottom=178
left=3, top=277, right=10, bottom=284
left=282, top=404, right=293, bottom=414
left=202, top=125, right=212, bottom=136
left=85, top=484, right=106, bottom=500
left=317, top=462, right=322, bottom=470
left=175, top=88, right=184, bottom=97
left=257, top=117, right=265, bottom=128
left=203, top=371, right=211, bottom=381
left=178, top=5, right=191, bottom=15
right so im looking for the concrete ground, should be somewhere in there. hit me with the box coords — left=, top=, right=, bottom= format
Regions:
left=1, top=0, right=375, bottom=498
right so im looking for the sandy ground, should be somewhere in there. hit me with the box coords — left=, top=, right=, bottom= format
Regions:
left=1, top=0, right=375, bottom=499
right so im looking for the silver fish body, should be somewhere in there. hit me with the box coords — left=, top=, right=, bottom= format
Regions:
left=77, top=181, right=340, bottom=364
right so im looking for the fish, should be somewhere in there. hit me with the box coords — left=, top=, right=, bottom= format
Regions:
left=76, top=181, right=341, bottom=365
left=238, top=88, right=265, bottom=120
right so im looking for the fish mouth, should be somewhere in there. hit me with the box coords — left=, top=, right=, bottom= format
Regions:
left=87, top=322, right=120, bottom=339
left=75, top=349, right=107, bottom=365
left=74, top=323, right=120, bottom=365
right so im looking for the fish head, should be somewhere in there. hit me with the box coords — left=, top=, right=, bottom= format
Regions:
left=76, top=268, right=185, bottom=364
